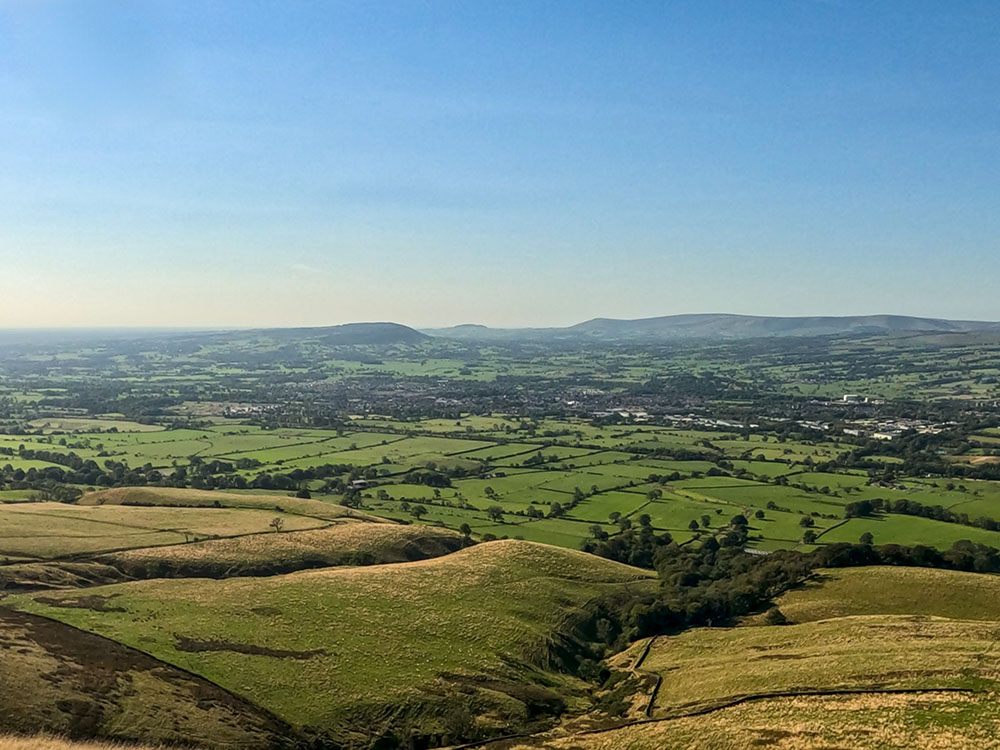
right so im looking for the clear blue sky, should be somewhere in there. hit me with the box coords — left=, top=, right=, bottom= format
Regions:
left=1, top=1, right=998, bottom=327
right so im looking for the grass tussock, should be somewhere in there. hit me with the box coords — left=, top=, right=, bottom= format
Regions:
left=0, top=736, right=171, bottom=750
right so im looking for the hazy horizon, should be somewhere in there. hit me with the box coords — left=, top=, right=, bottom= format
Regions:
left=2, top=1, right=998, bottom=327
left=2, top=309, right=1000, bottom=333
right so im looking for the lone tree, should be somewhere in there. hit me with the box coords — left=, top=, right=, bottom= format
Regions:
left=859, top=531, right=874, bottom=545
left=269, top=516, right=285, bottom=533
left=730, top=514, right=749, bottom=528
left=589, top=524, right=608, bottom=540
left=459, top=522, right=472, bottom=538
left=608, top=511, right=622, bottom=524
left=688, top=519, right=700, bottom=532
left=701, top=514, right=711, bottom=528
left=486, top=505, right=505, bottom=523
left=802, top=529, right=817, bottom=544
left=411, top=504, right=428, bottom=520
left=754, top=509, right=765, bottom=520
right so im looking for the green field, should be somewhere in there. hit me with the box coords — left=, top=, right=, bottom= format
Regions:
left=7, top=412, right=1000, bottom=554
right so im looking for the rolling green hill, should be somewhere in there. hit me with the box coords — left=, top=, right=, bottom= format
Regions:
left=5, top=541, right=655, bottom=748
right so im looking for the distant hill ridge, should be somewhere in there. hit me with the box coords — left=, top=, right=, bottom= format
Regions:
left=569, top=313, right=1000, bottom=338
left=428, top=313, right=1000, bottom=340
left=206, top=321, right=430, bottom=346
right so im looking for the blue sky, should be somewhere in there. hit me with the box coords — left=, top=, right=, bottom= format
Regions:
left=1, top=1, right=998, bottom=327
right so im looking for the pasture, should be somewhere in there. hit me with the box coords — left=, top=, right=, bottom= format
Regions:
left=6, top=414, right=1000, bottom=554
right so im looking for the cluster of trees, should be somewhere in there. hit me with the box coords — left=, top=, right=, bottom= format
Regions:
left=579, top=526, right=1000, bottom=651
left=581, top=515, right=673, bottom=568
left=401, top=469, right=453, bottom=488
left=844, top=497, right=1000, bottom=532
left=0, top=446, right=367, bottom=496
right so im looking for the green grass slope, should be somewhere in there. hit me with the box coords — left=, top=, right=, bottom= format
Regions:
left=0, top=610, right=290, bottom=749
left=7, top=541, right=654, bottom=747
left=642, top=616, right=1000, bottom=715
left=775, top=566, right=1000, bottom=623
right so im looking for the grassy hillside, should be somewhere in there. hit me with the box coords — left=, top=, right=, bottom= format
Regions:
left=0, top=502, right=328, bottom=559
left=525, top=565, right=1000, bottom=750
left=99, top=523, right=468, bottom=578
left=508, top=691, right=1000, bottom=749
left=774, top=567, right=1000, bottom=623
left=0, top=487, right=388, bottom=563
left=0, top=610, right=289, bottom=748
left=6, top=541, right=654, bottom=747
left=641, top=616, right=1000, bottom=715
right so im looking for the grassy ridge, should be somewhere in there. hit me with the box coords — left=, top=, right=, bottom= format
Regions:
left=100, top=523, right=468, bottom=578
left=8, top=541, right=655, bottom=745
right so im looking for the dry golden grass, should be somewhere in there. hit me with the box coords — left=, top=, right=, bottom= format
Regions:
left=511, top=691, right=1000, bottom=749
left=0, top=610, right=284, bottom=749
left=0, top=500, right=329, bottom=558
left=643, top=616, right=1000, bottom=714
left=773, top=567, right=1000, bottom=623
left=0, top=736, right=170, bottom=750
left=103, top=522, right=465, bottom=575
